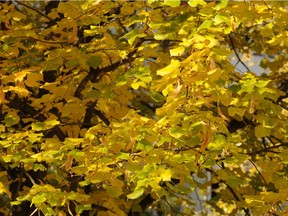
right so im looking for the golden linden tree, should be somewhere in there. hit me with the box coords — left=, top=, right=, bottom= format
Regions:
left=0, top=0, right=287, bottom=215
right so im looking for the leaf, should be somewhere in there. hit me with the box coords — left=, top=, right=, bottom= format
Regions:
left=0, top=181, right=12, bottom=199
left=228, top=107, right=246, bottom=118
left=255, top=80, right=271, bottom=88
left=127, top=187, right=145, bottom=199
left=157, top=59, right=180, bottom=76
left=169, top=127, right=185, bottom=139
left=154, top=33, right=170, bottom=40
left=14, top=70, right=30, bottom=82
left=44, top=119, right=60, bottom=129
left=25, top=73, right=43, bottom=88
left=120, top=29, right=146, bottom=45
left=170, top=46, right=185, bottom=56
left=164, top=0, right=180, bottom=7
left=150, top=90, right=166, bottom=102
left=131, top=80, right=147, bottom=89
left=160, top=169, right=172, bottom=181
left=188, top=0, right=206, bottom=7
left=43, top=59, right=63, bottom=71
left=106, top=186, right=123, bottom=198
left=32, top=164, right=47, bottom=172
left=76, top=204, right=92, bottom=214
left=255, top=125, right=270, bottom=138
left=86, top=55, right=102, bottom=68
left=4, top=112, right=20, bottom=126
left=32, top=195, right=47, bottom=204
left=6, top=86, right=30, bottom=97
left=238, top=78, right=256, bottom=94
left=214, top=0, right=228, bottom=10
left=198, top=20, right=213, bottom=31
left=214, top=13, right=230, bottom=25
left=31, top=122, right=45, bottom=131
left=86, top=89, right=100, bottom=98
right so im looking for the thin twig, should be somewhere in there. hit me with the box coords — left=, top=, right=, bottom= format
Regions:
left=229, top=34, right=250, bottom=72
left=74, top=38, right=144, bottom=99
left=0, top=47, right=20, bottom=72
left=29, top=208, right=38, bottom=216
left=15, top=1, right=57, bottom=25
left=25, top=171, right=36, bottom=185
left=10, top=36, right=68, bottom=45
left=67, top=201, right=73, bottom=216
left=248, top=159, right=268, bottom=186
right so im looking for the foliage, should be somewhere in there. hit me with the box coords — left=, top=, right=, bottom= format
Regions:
left=0, top=0, right=287, bottom=215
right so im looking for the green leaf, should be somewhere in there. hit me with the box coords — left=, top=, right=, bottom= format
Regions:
left=238, top=78, right=256, bottom=94
left=86, top=89, right=100, bottom=98
left=43, top=59, right=63, bottom=71
left=76, top=204, right=92, bottom=214
left=106, top=186, right=123, bottom=198
left=127, top=187, right=145, bottom=199
left=150, top=90, right=166, bottom=102
left=255, top=125, right=270, bottom=138
left=4, top=112, right=20, bottom=126
left=32, top=164, right=47, bottom=172
left=228, top=107, right=246, bottom=117
left=86, top=55, right=102, bottom=68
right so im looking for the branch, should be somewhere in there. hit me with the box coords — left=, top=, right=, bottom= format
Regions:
left=74, top=38, right=144, bottom=99
left=73, top=39, right=145, bottom=126
left=10, top=36, right=68, bottom=45
left=15, top=1, right=57, bottom=25
left=24, top=171, right=36, bottom=185
left=6, top=96, right=66, bottom=141
left=93, top=108, right=110, bottom=126
left=229, top=34, right=250, bottom=72
left=128, top=194, right=154, bottom=216
left=248, top=159, right=268, bottom=187
left=249, top=137, right=288, bottom=156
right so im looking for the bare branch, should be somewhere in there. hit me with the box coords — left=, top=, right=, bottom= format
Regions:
left=15, top=1, right=57, bottom=25
left=229, top=34, right=250, bottom=72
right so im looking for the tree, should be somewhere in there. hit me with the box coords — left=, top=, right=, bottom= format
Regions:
left=0, top=0, right=287, bottom=215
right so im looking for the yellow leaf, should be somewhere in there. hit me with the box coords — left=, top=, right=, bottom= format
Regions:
left=25, top=73, right=43, bottom=88
left=170, top=46, right=185, bottom=56
left=200, top=123, right=212, bottom=152
left=164, top=0, right=180, bottom=7
left=255, top=125, right=270, bottom=138
left=160, top=169, right=172, bottom=181
left=44, top=119, right=60, bottom=129
left=157, top=60, right=180, bottom=76
left=127, top=187, right=144, bottom=199
left=14, top=70, right=30, bottom=82
left=5, top=86, right=30, bottom=97
left=0, top=181, right=12, bottom=199
left=188, top=0, right=206, bottom=7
